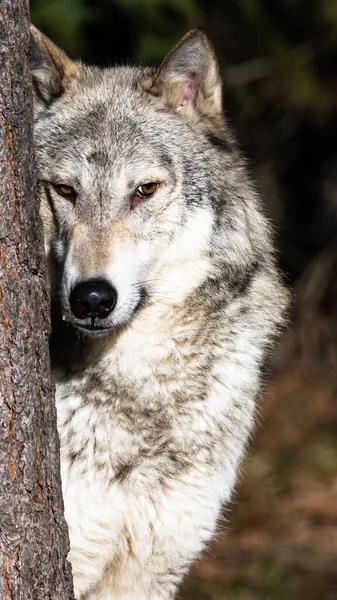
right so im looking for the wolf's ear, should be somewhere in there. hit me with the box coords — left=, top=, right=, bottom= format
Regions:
left=30, top=25, right=79, bottom=107
left=144, top=30, right=223, bottom=127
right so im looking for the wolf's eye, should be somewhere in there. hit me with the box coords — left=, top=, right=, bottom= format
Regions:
left=137, top=182, right=159, bottom=197
left=131, top=182, right=159, bottom=210
left=53, top=184, right=77, bottom=201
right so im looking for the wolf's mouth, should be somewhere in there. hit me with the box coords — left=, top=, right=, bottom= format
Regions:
left=78, top=323, right=108, bottom=331
left=74, top=323, right=113, bottom=338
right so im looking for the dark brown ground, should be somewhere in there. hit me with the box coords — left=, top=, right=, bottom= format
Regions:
left=180, top=263, right=337, bottom=600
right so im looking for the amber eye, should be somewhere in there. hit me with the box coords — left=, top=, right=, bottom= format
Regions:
left=53, top=184, right=77, bottom=201
left=131, top=182, right=159, bottom=211
left=137, top=182, right=159, bottom=197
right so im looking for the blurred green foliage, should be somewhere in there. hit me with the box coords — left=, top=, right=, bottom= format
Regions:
left=31, top=0, right=93, bottom=55
left=111, top=0, right=201, bottom=62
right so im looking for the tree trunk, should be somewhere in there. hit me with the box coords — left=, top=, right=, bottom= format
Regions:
left=0, top=2, right=74, bottom=599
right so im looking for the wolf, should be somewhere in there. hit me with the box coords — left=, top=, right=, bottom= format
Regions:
left=30, top=25, right=288, bottom=600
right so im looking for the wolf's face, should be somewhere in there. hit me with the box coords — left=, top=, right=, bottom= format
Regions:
left=31, top=27, right=231, bottom=336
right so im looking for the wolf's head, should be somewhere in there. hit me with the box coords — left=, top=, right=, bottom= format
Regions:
left=30, top=26, right=260, bottom=337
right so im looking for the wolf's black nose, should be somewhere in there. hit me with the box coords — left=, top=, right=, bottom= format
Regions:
left=70, top=279, right=117, bottom=320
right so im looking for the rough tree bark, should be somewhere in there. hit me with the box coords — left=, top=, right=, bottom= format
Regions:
left=0, top=2, right=74, bottom=599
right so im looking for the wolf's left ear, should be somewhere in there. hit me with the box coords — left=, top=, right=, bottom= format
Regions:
left=30, top=25, right=80, bottom=108
left=144, top=30, right=223, bottom=127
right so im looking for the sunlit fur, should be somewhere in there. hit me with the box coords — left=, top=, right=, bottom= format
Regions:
left=30, top=26, right=289, bottom=600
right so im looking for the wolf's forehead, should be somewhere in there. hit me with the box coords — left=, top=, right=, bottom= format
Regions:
left=51, top=101, right=146, bottom=155
left=57, top=67, right=154, bottom=137
left=47, top=115, right=171, bottom=177
left=37, top=109, right=175, bottom=189
left=58, top=112, right=147, bottom=162
left=40, top=71, right=176, bottom=172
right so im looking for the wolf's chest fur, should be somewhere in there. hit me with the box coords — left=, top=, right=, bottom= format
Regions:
left=56, top=303, right=227, bottom=489
left=55, top=303, right=249, bottom=599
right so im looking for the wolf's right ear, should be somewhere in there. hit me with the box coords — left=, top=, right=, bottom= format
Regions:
left=30, top=25, right=80, bottom=108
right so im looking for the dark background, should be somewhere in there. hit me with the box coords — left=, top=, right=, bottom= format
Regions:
left=30, top=1, right=337, bottom=598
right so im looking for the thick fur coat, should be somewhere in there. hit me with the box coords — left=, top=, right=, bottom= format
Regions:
left=30, top=26, right=289, bottom=599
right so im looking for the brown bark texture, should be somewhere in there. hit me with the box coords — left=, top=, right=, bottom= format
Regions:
left=0, top=2, right=74, bottom=599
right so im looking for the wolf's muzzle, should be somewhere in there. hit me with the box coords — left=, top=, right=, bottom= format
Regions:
left=70, top=279, right=117, bottom=320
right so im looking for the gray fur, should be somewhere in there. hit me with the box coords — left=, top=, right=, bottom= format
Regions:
left=30, top=26, right=289, bottom=600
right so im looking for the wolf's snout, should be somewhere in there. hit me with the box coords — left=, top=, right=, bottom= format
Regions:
left=70, top=279, right=117, bottom=320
